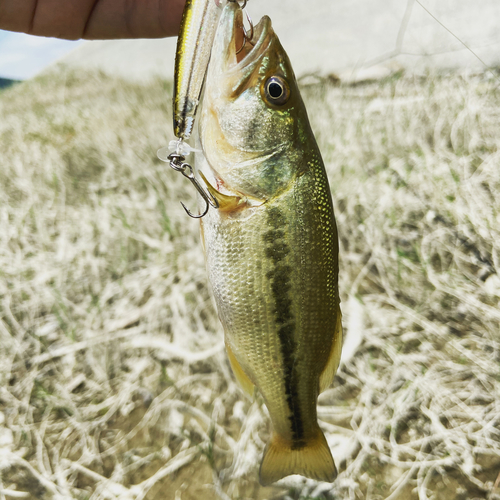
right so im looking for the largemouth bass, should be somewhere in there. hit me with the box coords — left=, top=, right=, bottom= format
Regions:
left=173, top=0, right=223, bottom=139
left=196, top=2, right=342, bottom=485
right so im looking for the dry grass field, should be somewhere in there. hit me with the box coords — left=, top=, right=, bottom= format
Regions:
left=1, top=68, right=500, bottom=500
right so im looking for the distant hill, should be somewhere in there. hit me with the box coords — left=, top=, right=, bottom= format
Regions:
left=0, top=78, right=19, bottom=90
left=57, top=0, right=500, bottom=83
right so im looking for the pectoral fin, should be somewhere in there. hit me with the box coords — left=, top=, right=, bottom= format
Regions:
left=199, top=171, right=244, bottom=212
left=319, top=305, right=343, bottom=393
left=199, top=219, right=206, bottom=253
left=225, top=342, right=255, bottom=396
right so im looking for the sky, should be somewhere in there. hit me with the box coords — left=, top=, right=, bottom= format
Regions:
left=0, top=30, right=82, bottom=80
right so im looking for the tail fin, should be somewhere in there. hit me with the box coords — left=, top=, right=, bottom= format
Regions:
left=259, top=429, right=337, bottom=486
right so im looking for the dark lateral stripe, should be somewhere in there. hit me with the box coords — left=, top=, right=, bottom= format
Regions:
left=264, top=207, right=305, bottom=449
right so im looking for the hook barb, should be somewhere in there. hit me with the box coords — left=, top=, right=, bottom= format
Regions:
left=230, top=0, right=253, bottom=54
left=166, top=152, right=219, bottom=219
left=243, top=9, right=254, bottom=43
left=180, top=200, right=210, bottom=219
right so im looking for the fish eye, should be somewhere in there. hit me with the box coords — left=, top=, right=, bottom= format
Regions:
left=264, top=76, right=290, bottom=106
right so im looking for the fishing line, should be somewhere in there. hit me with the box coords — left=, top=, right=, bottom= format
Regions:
left=416, top=0, right=500, bottom=86
left=362, top=0, right=500, bottom=87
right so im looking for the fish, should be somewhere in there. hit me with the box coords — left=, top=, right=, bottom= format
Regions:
left=195, top=2, right=343, bottom=486
left=173, top=0, right=224, bottom=139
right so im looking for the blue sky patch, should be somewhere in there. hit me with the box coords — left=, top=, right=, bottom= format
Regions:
left=0, top=30, right=82, bottom=80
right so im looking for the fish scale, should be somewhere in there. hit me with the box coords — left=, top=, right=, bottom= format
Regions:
left=195, top=2, right=342, bottom=485
left=201, top=152, right=339, bottom=473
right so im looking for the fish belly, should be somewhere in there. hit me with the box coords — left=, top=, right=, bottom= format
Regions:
left=201, top=162, right=339, bottom=447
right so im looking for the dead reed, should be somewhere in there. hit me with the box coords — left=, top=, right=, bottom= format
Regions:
left=0, top=68, right=499, bottom=500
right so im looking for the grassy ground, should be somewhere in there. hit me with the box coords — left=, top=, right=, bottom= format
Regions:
left=0, top=68, right=500, bottom=500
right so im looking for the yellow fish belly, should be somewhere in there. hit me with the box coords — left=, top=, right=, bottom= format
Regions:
left=201, top=155, right=342, bottom=485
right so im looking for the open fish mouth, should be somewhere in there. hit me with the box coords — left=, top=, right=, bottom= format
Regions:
left=199, top=1, right=282, bottom=199
left=221, top=3, right=272, bottom=72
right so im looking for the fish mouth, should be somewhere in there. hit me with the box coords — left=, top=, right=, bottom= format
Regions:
left=200, top=3, right=275, bottom=200
left=221, top=3, right=272, bottom=72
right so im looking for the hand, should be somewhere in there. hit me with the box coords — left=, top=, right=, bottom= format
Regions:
left=0, top=0, right=186, bottom=40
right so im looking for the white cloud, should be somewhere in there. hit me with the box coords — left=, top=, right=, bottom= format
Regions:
left=0, top=31, right=82, bottom=80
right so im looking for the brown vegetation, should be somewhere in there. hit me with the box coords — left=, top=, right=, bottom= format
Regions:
left=0, top=68, right=499, bottom=499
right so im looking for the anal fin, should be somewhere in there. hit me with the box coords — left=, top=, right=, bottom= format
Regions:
left=225, top=342, right=255, bottom=396
left=319, top=304, right=343, bottom=393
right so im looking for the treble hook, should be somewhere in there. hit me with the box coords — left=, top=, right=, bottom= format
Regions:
left=168, top=153, right=219, bottom=219
left=228, top=0, right=247, bottom=8
left=228, top=0, right=254, bottom=54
